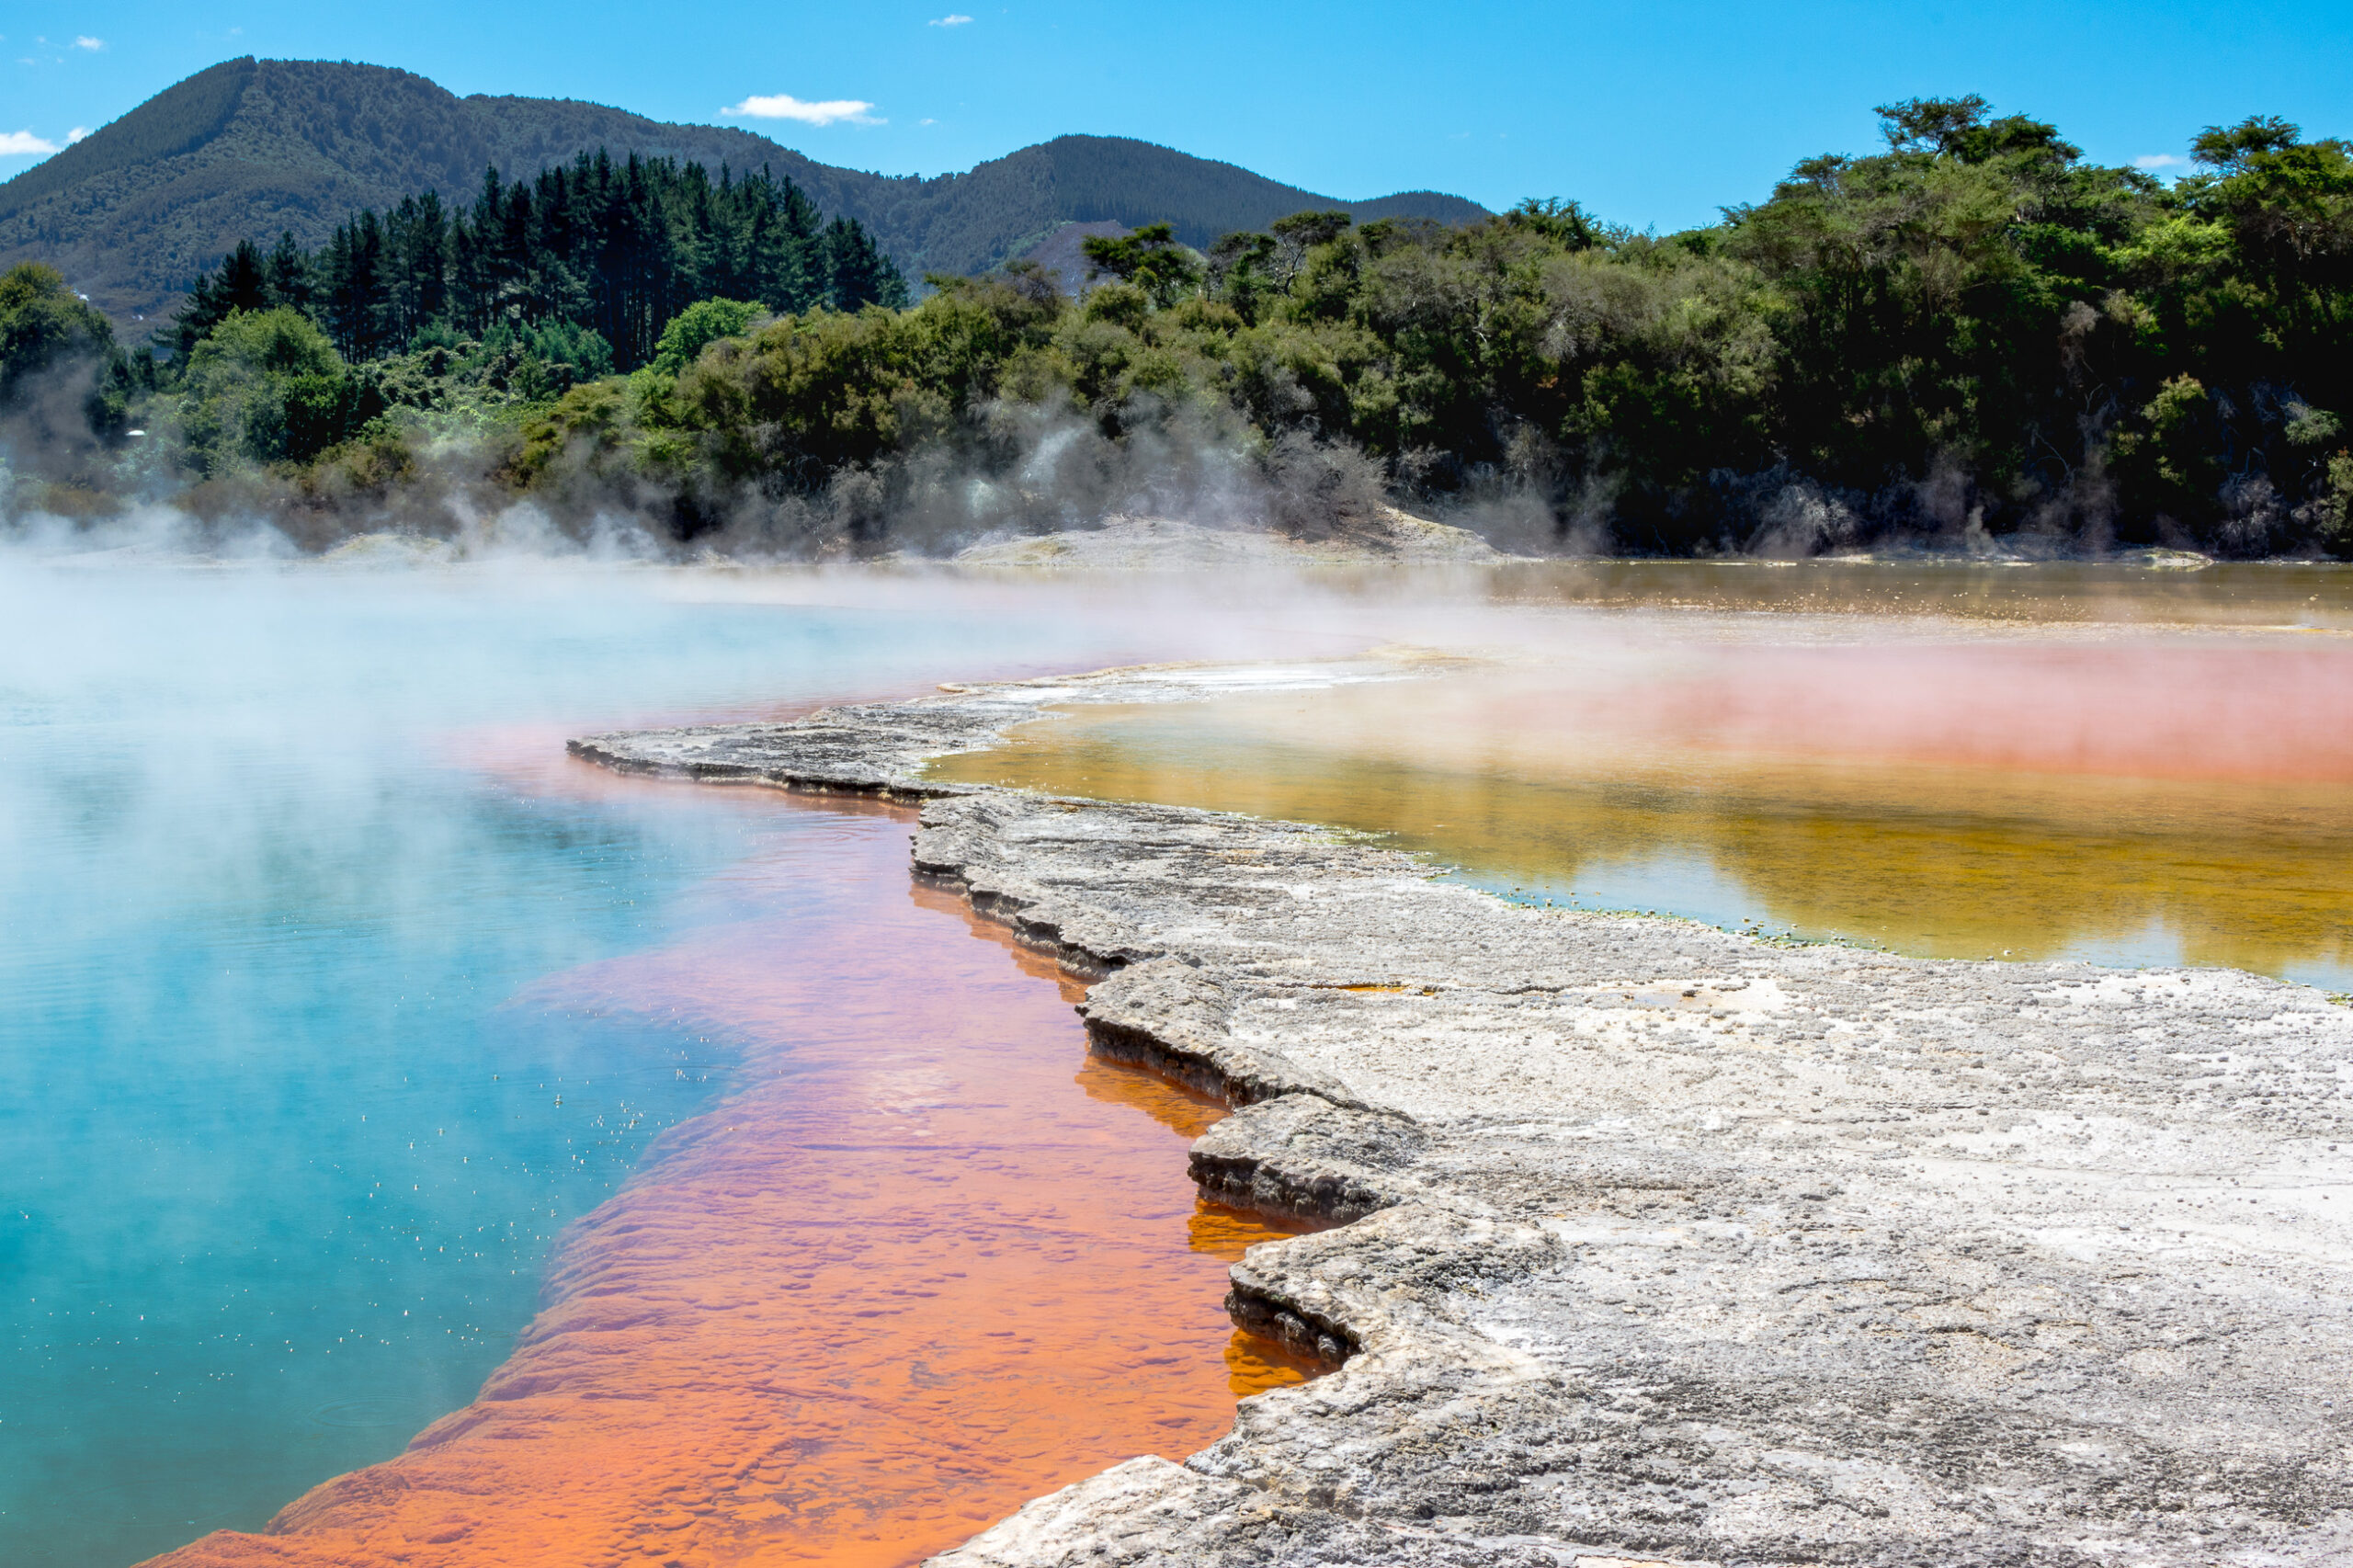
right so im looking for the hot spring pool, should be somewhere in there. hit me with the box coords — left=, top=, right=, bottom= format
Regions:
left=0, top=559, right=1316, bottom=1566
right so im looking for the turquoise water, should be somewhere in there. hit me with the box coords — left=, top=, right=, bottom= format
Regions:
left=0, top=562, right=1217, bottom=1567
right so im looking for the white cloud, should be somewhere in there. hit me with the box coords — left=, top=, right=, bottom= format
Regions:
left=0, top=130, right=63, bottom=155
left=919, top=118, right=938, bottom=126
left=2134, top=153, right=2188, bottom=170
left=73, top=35, right=103, bottom=50
left=722, top=93, right=881, bottom=126
left=928, top=13, right=973, bottom=24
left=67, top=125, right=88, bottom=142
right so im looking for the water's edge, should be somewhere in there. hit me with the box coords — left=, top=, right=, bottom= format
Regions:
left=566, top=676, right=1395, bottom=1370
left=574, top=663, right=2353, bottom=1568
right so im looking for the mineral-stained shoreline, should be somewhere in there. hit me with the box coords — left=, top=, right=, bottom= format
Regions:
left=573, top=663, right=2353, bottom=1567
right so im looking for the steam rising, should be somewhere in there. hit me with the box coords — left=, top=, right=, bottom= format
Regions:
left=0, top=338, right=2272, bottom=564
left=3, top=370, right=1436, bottom=562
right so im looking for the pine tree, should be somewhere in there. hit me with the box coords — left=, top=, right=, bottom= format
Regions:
left=266, top=232, right=313, bottom=314
left=823, top=218, right=909, bottom=310
left=384, top=195, right=448, bottom=347
left=161, top=239, right=267, bottom=355
left=318, top=210, right=390, bottom=360
left=172, top=146, right=911, bottom=370
left=216, top=240, right=271, bottom=314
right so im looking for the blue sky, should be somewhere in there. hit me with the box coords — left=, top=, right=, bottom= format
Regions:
left=4, top=1, right=2349, bottom=231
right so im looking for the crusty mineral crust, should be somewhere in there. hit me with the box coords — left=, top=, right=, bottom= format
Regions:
left=573, top=665, right=2353, bottom=1567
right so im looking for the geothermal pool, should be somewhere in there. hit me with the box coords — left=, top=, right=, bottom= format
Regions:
left=148, top=800, right=1313, bottom=1568
left=0, top=561, right=1320, bottom=1568
left=6, top=553, right=2349, bottom=1566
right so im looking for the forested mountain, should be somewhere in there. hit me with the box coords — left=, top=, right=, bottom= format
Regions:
left=0, top=57, right=1485, bottom=325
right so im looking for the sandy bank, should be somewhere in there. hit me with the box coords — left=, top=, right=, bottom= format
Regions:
left=574, top=664, right=2353, bottom=1567
left=944, top=509, right=1509, bottom=569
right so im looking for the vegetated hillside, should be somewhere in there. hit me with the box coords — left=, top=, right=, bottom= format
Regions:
left=881, top=136, right=1484, bottom=276
left=0, top=57, right=1485, bottom=325
left=1013, top=220, right=1132, bottom=293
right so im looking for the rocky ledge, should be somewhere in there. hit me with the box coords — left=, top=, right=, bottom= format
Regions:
left=572, top=665, right=2353, bottom=1567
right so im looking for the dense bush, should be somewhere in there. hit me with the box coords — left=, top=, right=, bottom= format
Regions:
left=176, top=308, right=381, bottom=472
left=492, top=98, right=2353, bottom=556
left=0, top=264, right=137, bottom=499
left=169, top=152, right=907, bottom=369
left=0, top=264, right=126, bottom=417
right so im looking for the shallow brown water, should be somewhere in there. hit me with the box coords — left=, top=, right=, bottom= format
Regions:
left=1482, top=558, right=2353, bottom=628
left=152, top=790, right=1307, bottom=1568
left=933, top=634, right=2353, bottom=988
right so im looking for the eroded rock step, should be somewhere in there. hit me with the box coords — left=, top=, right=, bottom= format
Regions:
left=574, top=664, right=2353, bottom=1567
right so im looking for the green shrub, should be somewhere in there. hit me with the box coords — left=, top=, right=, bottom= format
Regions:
left=650, top=300, right=763, bottom=376
left=178, top=307, right=380, bottom=471
left=0, top=263, right=119, bottom=410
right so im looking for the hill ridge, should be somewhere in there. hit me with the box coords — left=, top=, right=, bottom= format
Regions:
left=0, top=58, right=1487, bottom=325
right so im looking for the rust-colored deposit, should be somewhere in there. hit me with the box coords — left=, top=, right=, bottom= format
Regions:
left=150, top=797, right=1305, bottom=1568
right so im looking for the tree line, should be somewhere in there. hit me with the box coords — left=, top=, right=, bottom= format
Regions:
left=166, top=151, right=909, bottom=369
left=4, top=97, right=2349, bottom=558
left=506, top=98, right=2352, bottom=556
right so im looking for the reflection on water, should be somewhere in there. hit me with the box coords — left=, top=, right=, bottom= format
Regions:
left=933, top=634, right=2353, bottom=989
left=155, top=801, right=1304, bottom=1568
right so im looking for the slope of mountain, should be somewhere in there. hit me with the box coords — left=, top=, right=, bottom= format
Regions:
left=0, top=58, right=1488, bottom=326
left=1014, top=220, right=1134, bottom=293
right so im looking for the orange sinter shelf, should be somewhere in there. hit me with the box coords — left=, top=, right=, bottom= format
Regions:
left=149, top=793, right=1311, bottom=1568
